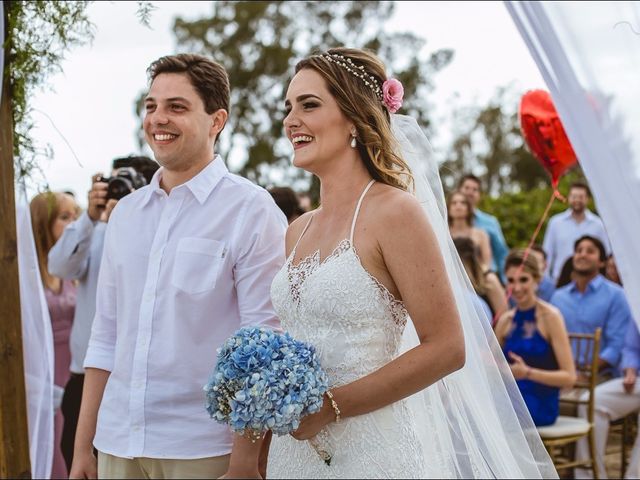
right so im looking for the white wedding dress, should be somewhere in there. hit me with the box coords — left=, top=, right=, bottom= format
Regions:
left=267, top=181, right=430, bottom=478
left=266, top=116, right=556, bottom=479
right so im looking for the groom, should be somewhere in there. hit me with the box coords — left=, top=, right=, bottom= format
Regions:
left=70, top=54, right=287, bottom=479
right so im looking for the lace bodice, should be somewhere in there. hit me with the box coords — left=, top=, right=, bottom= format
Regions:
left=271, top=238, right=408, bottom=386
left=267, top=181, right=426, bottom=478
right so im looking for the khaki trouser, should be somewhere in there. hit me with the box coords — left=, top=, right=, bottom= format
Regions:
left=574, top=378, right=640, bottom=479
left=98, top=451, right=230, bottom=479
left=559, top=372, right=615, bottom=416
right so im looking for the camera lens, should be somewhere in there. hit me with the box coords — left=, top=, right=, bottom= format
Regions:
left=104, top=167, right=148, bottom=200
left=107, top=177, right=133, bottom=200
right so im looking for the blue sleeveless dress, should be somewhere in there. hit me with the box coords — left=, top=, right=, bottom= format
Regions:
left=503, top=306, right=559, bottom=426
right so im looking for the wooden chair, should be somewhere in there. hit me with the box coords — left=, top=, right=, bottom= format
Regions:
left=536, top=328, right=602, bottom=479
left=610, top=410, right=639, bottom=478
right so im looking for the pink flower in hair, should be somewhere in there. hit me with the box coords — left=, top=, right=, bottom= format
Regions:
left=382, top=78, right=404, bottom=114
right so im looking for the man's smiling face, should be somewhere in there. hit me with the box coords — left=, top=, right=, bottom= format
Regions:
left=143, top=73, right=216, bottom=172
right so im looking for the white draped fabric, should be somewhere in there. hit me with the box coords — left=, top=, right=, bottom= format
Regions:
left=15, top=185, right=55, bottom=479
left=506, top=1, right=640, bottom=327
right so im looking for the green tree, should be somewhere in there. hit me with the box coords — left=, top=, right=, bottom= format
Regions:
left=440, top=86, right=550, bottom=195
left=136, top=1, right=453, bottom=197
left=7, top=0, right=154, bottom=183
left=5, top=0, right=94, bottom=181
left=479, top=168, right=589, bottom=249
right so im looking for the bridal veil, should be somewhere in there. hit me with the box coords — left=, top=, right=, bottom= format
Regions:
left=392, top=114, right=557, bottom=479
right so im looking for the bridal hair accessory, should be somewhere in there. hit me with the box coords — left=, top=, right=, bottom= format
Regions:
left=322, top=53, right=383, bottom=100
left=382, top=79, right=404, bottom=114
left=322, top=53, right=404, bottom=113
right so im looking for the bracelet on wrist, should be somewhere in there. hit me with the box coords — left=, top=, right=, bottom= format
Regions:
left=325, top=390, right=341, bottom=423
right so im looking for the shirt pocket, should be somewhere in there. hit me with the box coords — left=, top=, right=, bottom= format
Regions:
left=172, top=237, right=226, bottom=295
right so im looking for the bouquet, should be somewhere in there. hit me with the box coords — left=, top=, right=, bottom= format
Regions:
left=205, top=326, right=332, bottom=464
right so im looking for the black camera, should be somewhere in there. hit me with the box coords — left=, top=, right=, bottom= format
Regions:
left=98, top=167, right=148, bottom=201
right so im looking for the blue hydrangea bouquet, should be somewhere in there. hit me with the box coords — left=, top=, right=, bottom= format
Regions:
left=205, top=326, right=332, bottom=464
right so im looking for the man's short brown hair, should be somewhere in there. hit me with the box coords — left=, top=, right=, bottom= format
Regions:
left=574, top=235, right=606, bottom=262
left=569, top=181, right=591, bottom=197
left=147, top=53, right=230, bottom=115
left=458, top=173, right=482, bottom=191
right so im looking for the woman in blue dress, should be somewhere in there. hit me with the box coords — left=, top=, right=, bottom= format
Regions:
left=495, top=249, right=576, bottom=426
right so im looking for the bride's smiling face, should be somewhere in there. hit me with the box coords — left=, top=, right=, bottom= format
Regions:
left=283, top=68, right=355, bottom=174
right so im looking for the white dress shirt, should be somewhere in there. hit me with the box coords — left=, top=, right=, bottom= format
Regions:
left=48, top=211, right=106, bottom=374
left=542, top=208, right=611, bottom=281
left=84, top=156, right=287, bottom=459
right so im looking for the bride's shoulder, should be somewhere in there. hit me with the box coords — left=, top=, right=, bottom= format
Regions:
left=285, top=210, right=317, bottom=251
left=368, top=184, right=426, bottom=227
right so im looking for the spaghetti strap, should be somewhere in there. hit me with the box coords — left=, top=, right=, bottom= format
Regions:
left=349, top=180, right=376, bottom=244
left=292, top=213, right=315, bottom=253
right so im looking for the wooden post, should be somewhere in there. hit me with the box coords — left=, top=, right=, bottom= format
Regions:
left=0, top=2, right=32, bottom=477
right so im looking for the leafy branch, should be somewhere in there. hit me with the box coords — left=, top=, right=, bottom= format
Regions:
left=4, top=0, right=95, bottom=181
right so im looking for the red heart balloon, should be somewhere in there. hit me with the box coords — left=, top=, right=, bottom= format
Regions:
left=519, top=90, right=578, bottom=187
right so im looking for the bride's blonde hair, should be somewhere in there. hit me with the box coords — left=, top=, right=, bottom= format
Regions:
left=295, top=48, right=413, bottom=191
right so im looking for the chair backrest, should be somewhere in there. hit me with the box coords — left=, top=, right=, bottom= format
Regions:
left=560, top=328, right=602, bottom=423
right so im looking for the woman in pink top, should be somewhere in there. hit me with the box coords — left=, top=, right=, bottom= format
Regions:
left=30, top=191, right=78, bottom=479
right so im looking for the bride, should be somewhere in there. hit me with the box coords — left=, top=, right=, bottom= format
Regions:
left=225, top=48, right=556, bottom=478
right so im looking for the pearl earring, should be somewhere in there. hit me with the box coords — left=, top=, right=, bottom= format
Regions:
left=350, top=135, right=357, bottom=148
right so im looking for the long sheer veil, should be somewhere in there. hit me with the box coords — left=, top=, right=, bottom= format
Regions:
left=391, top=114, right=557, bottom=478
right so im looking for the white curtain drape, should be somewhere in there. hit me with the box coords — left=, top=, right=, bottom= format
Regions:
left=16, top=184, right=55, bottom=479
left=506, top=1, right=640, bottom=326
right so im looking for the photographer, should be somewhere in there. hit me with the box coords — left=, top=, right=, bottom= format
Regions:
left=48, top=156, right=157, bottom=470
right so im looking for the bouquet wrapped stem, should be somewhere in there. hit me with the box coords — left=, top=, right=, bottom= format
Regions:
left=308, top=431, right=332, bottom=466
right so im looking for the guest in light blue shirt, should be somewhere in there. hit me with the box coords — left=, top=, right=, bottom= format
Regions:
left=543, top=182, right=610, bottom=282
left=537, top=275, right=556, bottom=303
left=530, top=244, right=555, bottom=302
left=551, top=235, right=632, bottom=375
left=621, top=321, right=640, bottom=374
left=459, top=174, right=509, bottom=280
left=48, top=199, right=107, bottom=470
left=475, top=210, right=509, bottom=278
left=49, top=210, right=106, bottom=372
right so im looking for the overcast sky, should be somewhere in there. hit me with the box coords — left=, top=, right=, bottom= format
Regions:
left=28, top=1, right=545, bottom=206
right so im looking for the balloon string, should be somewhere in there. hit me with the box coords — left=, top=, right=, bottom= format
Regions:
left=492, top=188, right=562, bottom=327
